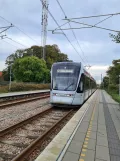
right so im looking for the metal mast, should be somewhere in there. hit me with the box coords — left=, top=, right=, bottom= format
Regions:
left=41, top=0, right=48, bottom=60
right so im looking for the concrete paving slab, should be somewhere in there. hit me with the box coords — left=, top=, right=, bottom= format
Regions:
left=86, top=138, right=96, bottom=150
left=90, top=125, right=97, bottom=132
left=97, top=135, right=108, bottom=147
left=77, top=122, right=89, bottom=131
left=110, top=155, right=120, bottom=161
left=95, top=159, right=107, bottom=161
left=67, top=140, right=83, bottom=154
left=98, top=124, right=106, bottom=130
left=97, top=129, right=107, bottom=137
left=62, top=151, right=79, bottom=161
left=79, top=149, right=95, bottom=161
left=96, top=145, right=110, bottom=161
left=87, top=131, right=97, bottom=140
left=73, top=132, right=86, bottom=142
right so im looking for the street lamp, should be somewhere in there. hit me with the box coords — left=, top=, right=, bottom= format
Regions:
left=119, top=75, right=120, bottom=96
left=8, top=58, right=14, bottom=91
left=117, top=62, right=120, bottom=96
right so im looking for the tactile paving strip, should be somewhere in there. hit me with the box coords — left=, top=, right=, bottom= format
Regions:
left=102, top=93, right=120, bottom=161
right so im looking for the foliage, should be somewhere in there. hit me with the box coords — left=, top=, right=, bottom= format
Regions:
left=110, top=32, right=120, bottom=43
left=3, top=44, right=70, bottom=83
left=108, top=84, right=118, bottom=93
left=9, top=82, right=50, bottom=92
left=106, top=89, right=120, bottom=103
left=0, top=85, right=8, bottom=93
left=106, top=59, right=120, bottom=84
left=103, top=59, right=120, bottom=103
left=0, top=83, right=50, bottom=93
left=5, top=44, right=70, bottom=70
left=103, top=76, right=109, bottom=88
left=12, top=56, right=50, bottom=83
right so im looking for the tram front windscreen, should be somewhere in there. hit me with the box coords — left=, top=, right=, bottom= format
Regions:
left=52, top=64, right=80, bottom=91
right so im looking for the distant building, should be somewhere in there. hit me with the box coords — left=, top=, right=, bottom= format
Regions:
left=0, top=71, right=3, bottom=81
left=0, top=71, right=2, bottom=77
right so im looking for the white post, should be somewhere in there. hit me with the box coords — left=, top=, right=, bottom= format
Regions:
left=119, top=75, right=120, bottom=96
left=9, top=64, right=12, bottom=91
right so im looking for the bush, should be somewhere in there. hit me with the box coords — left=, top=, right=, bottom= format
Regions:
left=0, top=83, right=50, bottom=93
left=108, top=84, right=118, bottom=93
left=10, top=83, right=50, bottom=92
left=0, top=85, right=9, bottom=93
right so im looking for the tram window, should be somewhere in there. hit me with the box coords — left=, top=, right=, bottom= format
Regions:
left=77, top=74, right=84, bottom=93
left=85, top=76, right=89, bottom=90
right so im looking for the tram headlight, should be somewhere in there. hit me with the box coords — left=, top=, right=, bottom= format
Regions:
left=53, top=93, right=73, bottom=97
left=53, top=93, right=58, bottom=96
left=65, top=94, right=73, bottom=97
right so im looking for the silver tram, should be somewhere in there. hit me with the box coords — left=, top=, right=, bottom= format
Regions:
left=50, top=62, right=96, bottom=107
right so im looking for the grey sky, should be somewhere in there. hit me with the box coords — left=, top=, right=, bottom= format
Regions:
left=0, top=0, right=120, bottom=83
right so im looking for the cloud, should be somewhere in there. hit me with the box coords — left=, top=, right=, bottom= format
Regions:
left=0, top=0, right=120, bottom=82
left=89, top=65, right=109, bottom=84
left=0, top=60, right=6, bottom=71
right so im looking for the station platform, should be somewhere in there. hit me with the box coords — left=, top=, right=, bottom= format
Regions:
left=35, top=90, right=120, bottom=161
left=0, top=89, right=50, bottom=98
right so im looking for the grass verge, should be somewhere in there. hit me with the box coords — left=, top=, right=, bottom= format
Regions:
left=0, top=83, right=50, bottom=93
left=106, top=89, right=120, bottom=103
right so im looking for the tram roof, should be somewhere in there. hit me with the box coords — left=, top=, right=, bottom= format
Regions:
left=52, top=62, right=81, bottom=67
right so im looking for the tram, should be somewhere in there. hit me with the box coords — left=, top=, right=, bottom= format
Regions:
left=50, top=62, right=96, bottom=107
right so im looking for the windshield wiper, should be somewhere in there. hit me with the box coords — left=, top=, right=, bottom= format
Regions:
left=64, top=82, right=74, bottom=91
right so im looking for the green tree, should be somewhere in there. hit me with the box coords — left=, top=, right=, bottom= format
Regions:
left=110, top=32, right=120, bottom=43
left=12, top=56, right=50, bottom=83
left=6, top=44, right=70, bottom=70
left=107, top=59, right=120, bottom=84
left=103, top=76, right=109, bottom=88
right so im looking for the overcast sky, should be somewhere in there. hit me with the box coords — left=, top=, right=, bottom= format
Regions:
left=0, top=0, right=120, bottom=83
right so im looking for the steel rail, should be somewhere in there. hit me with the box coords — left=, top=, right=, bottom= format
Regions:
left=0, top=107, right=52, bottom=137
left=12, top=109, right=73, bottom=161
left=0, top=93, right=50, bottom=108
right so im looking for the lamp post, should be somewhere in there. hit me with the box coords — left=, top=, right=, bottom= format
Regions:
left=118, top=72, right=120, bottom=96
left=117, top=62, right=120, bottom=96
left=9, top=64, right=12, bottom=91
left=8, top=57, right=13, bottom=92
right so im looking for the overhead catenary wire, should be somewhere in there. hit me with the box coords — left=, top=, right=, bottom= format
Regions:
left=2, top=39, right=20, bottom=49
left=40, top=0, right=86, bottom=64
left=50, top=15, right=114, bottom=32
left=0, top=24, right=13, bottom=34
left=94, top=15, right=113, bottom=26
left=63, top=12, right=120, bottom=20
left=0, top=15, right=40, bottom=45
left=61, top=20, right=120, bottom=33
left=5, top=37, right=28, bottom=48
left=0, top=25, right=13, bottom=29
left=55, top=0, right=89, bottom=65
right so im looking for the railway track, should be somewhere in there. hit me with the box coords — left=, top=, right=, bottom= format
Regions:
left=0, top=107, right=76, bottom=161
left=0, top=92, right=50, bottom=108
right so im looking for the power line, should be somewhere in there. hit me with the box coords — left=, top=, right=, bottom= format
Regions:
left=56, top=0, right=67, bottom=18
left=0, top=15, right=40, bottom=45
left=0, top=24, right=13, bottom=34
left=63, top=12, right=120, bottom=20
left=50, top=15, right=113, bottom=32
left=0, top=25, right=13, bottom=29
left=56, top=26, right=120, bottom=33
left=40, top=0, right=86, bottom=64
left=55, top=0, right=89, bottom=65
left=2, top=39, right=19, bottom=49
left=65, top=20, right=120, bottom=33
left=41, top=0, right=86, bottom=64
left=94, top=15, right=113, bottom=26
left=5, top=37, right=28, bottom=48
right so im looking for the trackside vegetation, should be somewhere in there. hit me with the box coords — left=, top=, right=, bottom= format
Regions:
left=102, top=32, right=120, bottom=103
left=102, top=59, right=120, bottom=103
left=0, top=44, right=71, bottom=93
